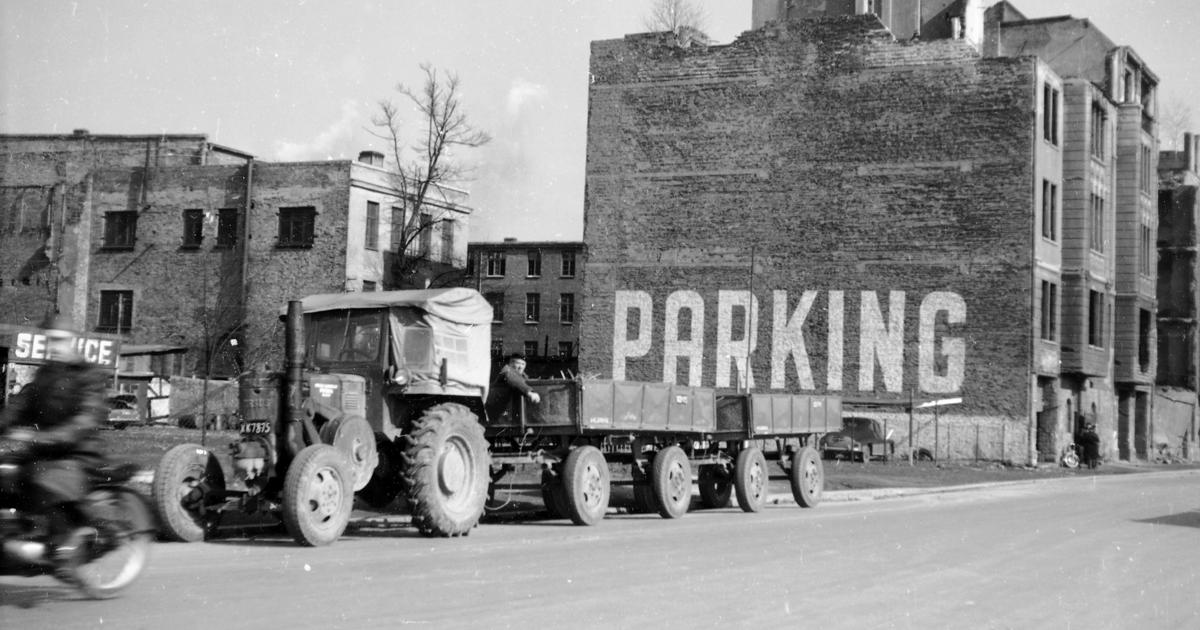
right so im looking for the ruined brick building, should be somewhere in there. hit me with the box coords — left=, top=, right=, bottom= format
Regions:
left=580, top=0, right=1175, bottom=464
left=0, top=132, right=471, bottom=379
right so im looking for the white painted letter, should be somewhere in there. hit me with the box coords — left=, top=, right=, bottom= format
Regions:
left=919, top=291, right=966, bottom=393
left=859, top=291, right=906, bottom=393
left=827, top=291, right=844, bottom=391
left=771, top=290, right=816, bottom=390
left=716, top=291, right=758, bottom=389
left=663, top=291, right=705, bottom=386
left=612, top=291, right=653, bottom=380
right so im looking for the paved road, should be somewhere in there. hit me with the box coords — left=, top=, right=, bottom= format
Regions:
left=4, top=470, right=1199, bottom=629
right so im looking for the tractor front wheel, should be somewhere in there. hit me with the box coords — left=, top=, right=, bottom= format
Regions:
left=282, top=444, right=354, bottom=546
left=152, top=444, right=226, bottom=542
left=403, top=403, right=491, bottom=537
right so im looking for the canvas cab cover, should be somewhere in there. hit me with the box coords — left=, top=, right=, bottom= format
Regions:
left=289, top=288, right=493, bottom=398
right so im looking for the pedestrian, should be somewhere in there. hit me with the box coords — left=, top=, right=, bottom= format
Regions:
left=485, top=353, right=540, bottom=422
left=1077, top=423, right=1101, bottom=470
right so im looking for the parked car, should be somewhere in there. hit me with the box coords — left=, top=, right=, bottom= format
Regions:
left=105, top=393, right=143, bottom=430
left=820, top=417, right=895, bottom=462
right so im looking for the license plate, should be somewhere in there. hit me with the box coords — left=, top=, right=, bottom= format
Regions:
left=241, top=421, right=272, bottom=435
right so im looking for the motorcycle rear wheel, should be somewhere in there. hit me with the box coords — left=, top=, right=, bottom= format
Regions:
left=59, top=487, right=155, bottom=599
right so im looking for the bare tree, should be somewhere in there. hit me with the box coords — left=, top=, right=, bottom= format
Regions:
left=644, top=0, right=710, bottom=41
left=371, top=64, right=491, bottom=289
left=1159, top=95, right=1194, bottom=150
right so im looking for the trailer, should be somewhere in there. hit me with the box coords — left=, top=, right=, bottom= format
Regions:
left=486, top=379, right=838, bottom=525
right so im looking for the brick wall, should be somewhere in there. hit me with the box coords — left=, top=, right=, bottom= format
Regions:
left=582, top=17, right=1039, bottom=446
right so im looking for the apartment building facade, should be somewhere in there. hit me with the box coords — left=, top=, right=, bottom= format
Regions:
left=581, top=2, right=1163, bottom=464
left=0, top=132, right=471, bottom=377
left=467, top=240, right=584, bottom=374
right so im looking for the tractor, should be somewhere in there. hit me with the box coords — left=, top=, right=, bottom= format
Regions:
left=152, top=288, right=495, bottom=546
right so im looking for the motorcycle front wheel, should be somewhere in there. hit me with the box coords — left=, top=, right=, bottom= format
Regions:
left=59, top=487, right=155, bottom=599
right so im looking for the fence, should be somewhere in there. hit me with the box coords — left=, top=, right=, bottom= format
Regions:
left=167, top=376, right=240, bottom=429
left=872, top=414, right=1027, bottom=465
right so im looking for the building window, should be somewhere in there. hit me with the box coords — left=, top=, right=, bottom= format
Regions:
left=182, top=209, right=204, bottom=249
left=1138, top=308, right=1151, bottom=371
left=1141, top=145, right=1154, bottom=194
left=1089, top=194, right=1105, bottom=253
left=560, top=293, right=575, bottom=324
left=1043, top=84, right=1060, bottom=146
left=103, top=211, right=138, bottom=250
left=98, top=290, right=133, bottom=334
left=561, top=251, right=576, bottom=277
left=216, top=208, right=238, bottom=247
left=363, top=280, right=376, bottom=292
left=524, top=340, right=539, bottom=357
left=1141, top=224, right=1153, bottom=275
left=1040, top=281, right=1058, bottom=342
left=485, top=291, right=504, bottom=322
left=418, top=212, right=433, bottom=255
left=278, top=206, right=316, bottom=248
left=365, top=201, right=379, bottom=251
left=527, top=250, right=542, bottom=277
left=486, top=251, right=506, bottom=277
left=390, top=206, right=405, bottom=251
left=1090, top=102, right=1107, bottom=159
left=558, top=341, right=574, bottom=357
left=525, top=293, right=540, bottom=323
left=1041, top=180, right=1057, bottom=242
left=441, top=220, right=455, bottom=264
left=1088, top=290, right=1105, bottom=347
left=491, top=339, right=504, bottom=358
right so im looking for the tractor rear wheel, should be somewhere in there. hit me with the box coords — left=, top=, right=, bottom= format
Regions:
left=403, top=403, right=491, bottom=537
left=651, top=445, right=691, bottom=519
left=733, top=447, right=768, bottom=513
left=282, top=444, right=354, bottom=546
left=790, top=446, right=824, bottom=508
left=152, top=444, right=226, bottom=542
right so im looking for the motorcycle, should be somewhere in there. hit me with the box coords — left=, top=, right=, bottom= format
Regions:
left=0, top=438, right=155, bottom=599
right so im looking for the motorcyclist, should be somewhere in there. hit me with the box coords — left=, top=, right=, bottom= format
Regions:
left=0, top=313, right=110, bottom=564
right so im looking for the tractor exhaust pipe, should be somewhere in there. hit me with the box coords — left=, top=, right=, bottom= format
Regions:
left=283, top=300, right=315, bottom=457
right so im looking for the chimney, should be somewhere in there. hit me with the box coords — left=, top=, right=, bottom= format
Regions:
left=357, top=150, right=385, bottom=166
left=72, top=128, right=89, bottom=137
left=503, top=237, right=518, bottom=243
left=1187, top=132, right=1197, bottom=174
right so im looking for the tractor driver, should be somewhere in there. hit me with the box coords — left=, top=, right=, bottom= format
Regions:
left=485, top=353, right=540, bottom=422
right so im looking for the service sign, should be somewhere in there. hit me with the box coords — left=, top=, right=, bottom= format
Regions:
left=3, top=328, right=121, bottom=369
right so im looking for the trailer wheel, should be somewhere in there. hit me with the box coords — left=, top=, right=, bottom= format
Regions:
left=404, top=403, right=490, bottom=537
left=282, top=444, right=354, bottom=546
left=733, top=447, right=768, bottom=513
left=790, top=446, right=824, bottom=508
left=562, top=446, right=610, bottom=526
left=319, top=416, right=379, bottom=492
left=152, top=443, right=226, bottom=542
left=358, top=434, right=405, bottom=509
left=651, top=445, right=691, bottom=519
left=630, top=465, right=657, bottom=514
left=697, top=465, right=732, bottom=509
left=540, top=468, right=570, bottom=518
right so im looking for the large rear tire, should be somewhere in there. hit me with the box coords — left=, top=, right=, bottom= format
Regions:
left=562, top=446, right=610, bottom=526
left=651, top=445, right=691, bottom=519
left=403, top=403, right=491, bottom=537
left=63, top=487, right=154, bottom=599
left=790, top=446, right=824, bottom=508
left=734, top=447, right=768, bottom=513
left=697, top=464, right=732, bottom=509
left=282, top=444, right=354, bottom=546
left=152, top=443, right=226, bottom=542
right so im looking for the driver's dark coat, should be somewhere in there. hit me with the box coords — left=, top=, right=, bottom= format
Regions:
left=485, top=364, right=532, bottom=422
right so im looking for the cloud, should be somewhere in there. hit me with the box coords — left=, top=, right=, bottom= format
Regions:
left=506, top=79, right=548, bottom=117
left=273, top=99, right=362, bottom=161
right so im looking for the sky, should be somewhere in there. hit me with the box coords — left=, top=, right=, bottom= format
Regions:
left=1, top=1, right=1197, bottom=243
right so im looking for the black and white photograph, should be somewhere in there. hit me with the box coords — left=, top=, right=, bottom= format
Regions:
left=2, top=1, right=1199, bottom=627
